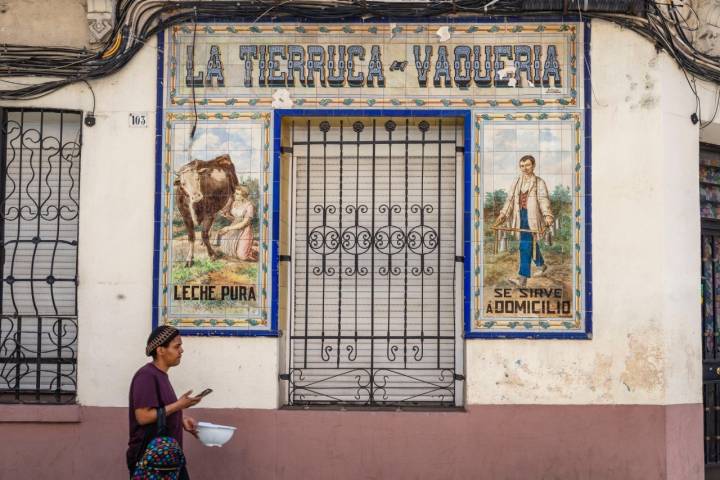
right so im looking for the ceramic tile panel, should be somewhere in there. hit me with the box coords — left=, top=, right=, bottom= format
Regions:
left=156, top=112, right=274, bottom=334
left=155, top=20, right=590, bottom=338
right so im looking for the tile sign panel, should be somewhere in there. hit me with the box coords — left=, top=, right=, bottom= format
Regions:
left=155, top=21, right=590, bottom=338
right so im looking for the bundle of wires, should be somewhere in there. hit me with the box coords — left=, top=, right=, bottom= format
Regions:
left=0, top=0, right=719, bottom=101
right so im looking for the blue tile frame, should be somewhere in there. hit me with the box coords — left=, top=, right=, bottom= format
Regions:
left=152, top=33, right=278, bottom=337
left=273, top=109, right=473, bottom=344
left=153, top=18, right=592, bottom=339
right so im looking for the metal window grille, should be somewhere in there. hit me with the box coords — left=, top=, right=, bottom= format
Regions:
left=0, top=109, right=81, bottom=404
left=285, top=117, right=464, bottom=407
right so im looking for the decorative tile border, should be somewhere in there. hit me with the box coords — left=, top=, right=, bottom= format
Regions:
left=470, top=111, right=588, bottom=337
left=159, top=111, right=272, bottom=330
left=166, top=22, right=580, bottom=108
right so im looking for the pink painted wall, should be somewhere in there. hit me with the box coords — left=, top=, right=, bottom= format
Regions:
left=0, top=404, right=702, bottom=479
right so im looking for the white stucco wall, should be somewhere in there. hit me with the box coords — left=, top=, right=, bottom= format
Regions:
left=0, top=18, right=708, bottom=408
left=467, top=21, right=702, bottom=405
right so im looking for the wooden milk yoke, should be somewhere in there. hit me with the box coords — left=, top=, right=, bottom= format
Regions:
left=492, top=225, right=548, bottom=257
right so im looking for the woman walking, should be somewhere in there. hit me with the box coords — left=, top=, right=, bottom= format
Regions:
left=126, top=326, right=204, bottom=479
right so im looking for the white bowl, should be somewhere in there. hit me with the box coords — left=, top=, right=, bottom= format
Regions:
left=196, top=422, right=236, bottom=447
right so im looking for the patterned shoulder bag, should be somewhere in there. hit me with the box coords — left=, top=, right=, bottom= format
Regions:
left=131, top=383, right=186, bottom=479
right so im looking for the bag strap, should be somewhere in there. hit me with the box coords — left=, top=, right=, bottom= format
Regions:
left=156, top=405, right=167, bottom=437
left=151, top=373, right=168, bottom=438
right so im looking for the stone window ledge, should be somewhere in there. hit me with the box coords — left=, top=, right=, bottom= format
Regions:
left=0, top=404, right=82, bottom=423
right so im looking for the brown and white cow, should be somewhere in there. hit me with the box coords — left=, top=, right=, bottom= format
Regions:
left=174, top=154, right=239, bottom=266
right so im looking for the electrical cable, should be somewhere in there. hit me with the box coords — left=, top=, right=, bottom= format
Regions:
left=190, top=7, right=199, bottom=139
left=0, top=0, right=719, bottom=103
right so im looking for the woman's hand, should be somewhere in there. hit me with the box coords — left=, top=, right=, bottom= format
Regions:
left=166, top=390, right=202, bottom=415
left=183, top=416, right=199, bottom=437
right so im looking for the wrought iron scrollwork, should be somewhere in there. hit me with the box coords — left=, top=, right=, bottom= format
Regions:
left=290, top=117, right=460, bottom=407
left=1, top=110, right=81, bottom=403
left=306, top=202, right=440, bottom=277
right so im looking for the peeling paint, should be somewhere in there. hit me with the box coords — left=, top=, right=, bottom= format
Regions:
left=620, top=331, right=664, bottom=392
left=589, top=353, right=614, bottom=400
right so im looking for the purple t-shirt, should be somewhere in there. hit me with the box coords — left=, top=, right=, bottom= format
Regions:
left=126, top=363, right=183, bottom=467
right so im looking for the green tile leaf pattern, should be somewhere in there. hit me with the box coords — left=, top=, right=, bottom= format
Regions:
left=511, top=99, right=522, bottom=106
left=414, top=99, right=426, bottom=106
left=342, top=26, right=354, bottom=34
left=295, top=26, right=306, bottom=33
left=367, top=99, right=376, bottom=106
left=343, top=98, right=354, bottom=105
left=224, top=99, right=236, bottom=105
left=466, top=26, right=479, bottom=33
left=319, top=26, right=329, bottom=33
left=273, top=26, right=284, bottom=33
left=320, top=98, right=332, bottom=106
left=249, top=25, right=261, bottom=33
left=415, top=26, right=425, bottom=33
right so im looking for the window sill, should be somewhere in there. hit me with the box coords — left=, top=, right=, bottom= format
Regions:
left=279, top=405, right=467, bottom=413
left=0, top=404, right=81, bottom=423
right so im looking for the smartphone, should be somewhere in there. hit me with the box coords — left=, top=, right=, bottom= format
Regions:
left=198, top=388, right=213, bottom=398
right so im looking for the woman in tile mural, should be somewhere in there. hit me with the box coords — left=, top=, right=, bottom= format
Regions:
left=215, top=185, right=258, bottom=261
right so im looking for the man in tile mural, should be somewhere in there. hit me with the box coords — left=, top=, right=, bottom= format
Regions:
left=494, top=155, right=554, bottom=287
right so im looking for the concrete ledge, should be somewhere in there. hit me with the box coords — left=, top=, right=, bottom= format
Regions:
left=0, top=404, right=82, bottom=423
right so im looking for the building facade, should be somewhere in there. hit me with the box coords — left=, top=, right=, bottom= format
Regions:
left=0, top=1, right=717, bottom=478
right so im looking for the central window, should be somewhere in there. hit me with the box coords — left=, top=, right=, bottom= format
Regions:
left=281, top=114, right=465, bottom=407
